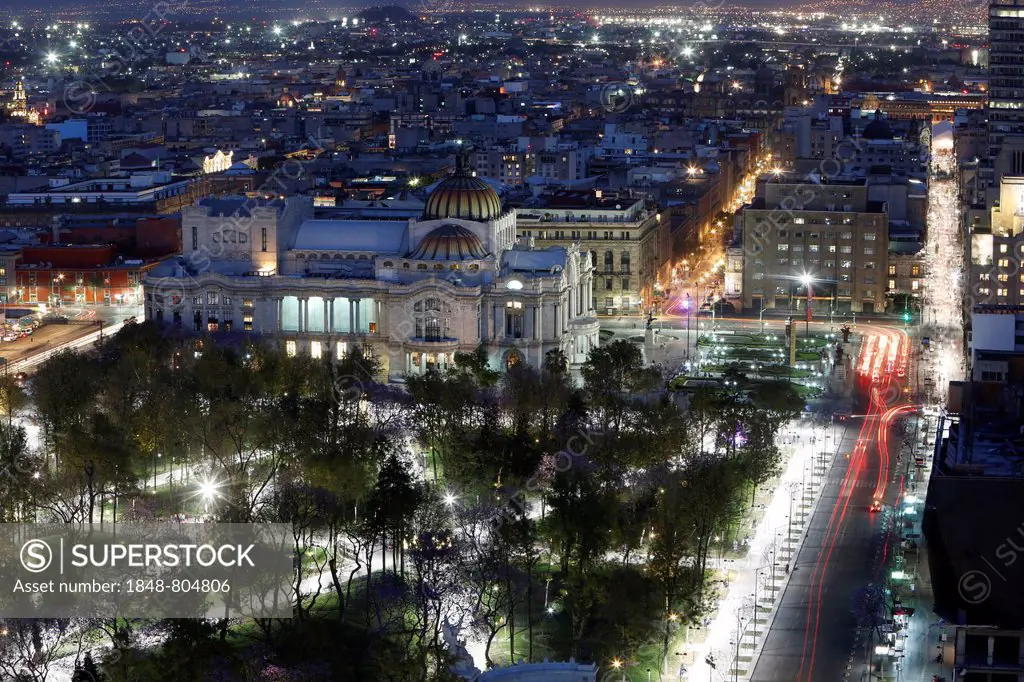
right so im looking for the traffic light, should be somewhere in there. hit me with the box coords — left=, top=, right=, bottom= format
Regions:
left=902, top=312, right=911, bottom=323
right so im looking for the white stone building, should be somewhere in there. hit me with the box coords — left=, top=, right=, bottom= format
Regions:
left=143, top=159, right=600, bottom=381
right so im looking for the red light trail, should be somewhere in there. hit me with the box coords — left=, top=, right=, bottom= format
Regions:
left=796, top=327, right=916, bottom=682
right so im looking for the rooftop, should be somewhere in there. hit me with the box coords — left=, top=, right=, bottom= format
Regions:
left=293, top=219, right=408, bottom=253
left=198, top=197, right=286, bottom=218
left=526, top=189, right=641, bottom=211
left=501, top=246, right=567, bottom=274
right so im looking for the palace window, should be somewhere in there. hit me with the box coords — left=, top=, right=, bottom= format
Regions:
left=506, top=301, right=524, bottom=339
left=414, top=297, right=451, bottom=341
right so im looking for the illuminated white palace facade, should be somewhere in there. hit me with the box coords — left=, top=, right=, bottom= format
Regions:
left=142, top=161, right=599, bottom=380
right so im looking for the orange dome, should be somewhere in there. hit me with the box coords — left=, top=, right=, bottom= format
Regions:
left=423, top=156, right=503, bottom=221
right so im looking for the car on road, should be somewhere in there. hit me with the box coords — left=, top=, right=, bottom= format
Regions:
left=834, top=409, right=852, bottom=422
left=698, top=301, right=736, bottom=315
left=870, top=498, right=883, bottom=513
left=13, top=372, right=27, bottom=387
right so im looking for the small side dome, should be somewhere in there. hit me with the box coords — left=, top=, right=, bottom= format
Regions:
left=410, top=224, right=487, bottom=261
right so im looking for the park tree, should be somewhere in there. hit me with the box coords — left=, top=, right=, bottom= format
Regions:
left=452, top=344, right=501, bottom=388
left=0, top=618, right=76, bottom=682
left=737, top=410, right=785, bottom=507
left=0, top=374, right=26, bottom=424
left=748, top=381, right=804, bottom=429
left=32, top=350, right=100, bottom=470
left=363, top=452, right=424, bottom=583
left=581, top=340, right=661, bottom=434
left=0, top=420, right=32, bottom=521
left=406, top=368, right=479, bottom=483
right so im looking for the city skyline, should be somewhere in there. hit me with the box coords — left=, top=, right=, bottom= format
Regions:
left=0, top=0, right=1012, bottom=680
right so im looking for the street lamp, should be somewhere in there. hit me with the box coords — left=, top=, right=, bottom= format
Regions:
left=199, top=478, right=221, bottom=514
left=800, top=273, right=814, bottom=337
left=683, top=296, right=692, bottom=362
left=611, top=658, right=625, bottom=682
left=152, top=452, right=161, bottom=493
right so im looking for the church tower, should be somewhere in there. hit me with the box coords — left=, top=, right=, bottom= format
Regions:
left=8, top=80, right=27, bottom=117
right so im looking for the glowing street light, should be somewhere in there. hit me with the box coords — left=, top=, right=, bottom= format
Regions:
left=800, top=273, right=815, bottom=336
left=199, top=478, right=221, bottom=513
left=45, top=52, right=59, bottom=64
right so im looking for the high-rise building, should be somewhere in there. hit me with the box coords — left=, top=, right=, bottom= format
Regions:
left=988, top=0, right=1024, bottom=179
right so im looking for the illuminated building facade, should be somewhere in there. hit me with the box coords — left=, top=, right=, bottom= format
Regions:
left=741, top=178, right=890, bottom=314
left=143, top=161, right=599, bottom=380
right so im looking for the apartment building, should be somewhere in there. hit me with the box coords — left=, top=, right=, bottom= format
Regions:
left=532, top=148, right=586, bottom=182
left=514, top=191, right=663, bottom=315
left=886, top=254, right=925, bottom=301
left=473, top=146, right=534, bottom=187
left=969, top=175, right=1024, bottom=308
left=741, top=177, right=889, bottom=313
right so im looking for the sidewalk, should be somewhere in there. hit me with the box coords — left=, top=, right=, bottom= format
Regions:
left=684, top=418, right=844, bottom=681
